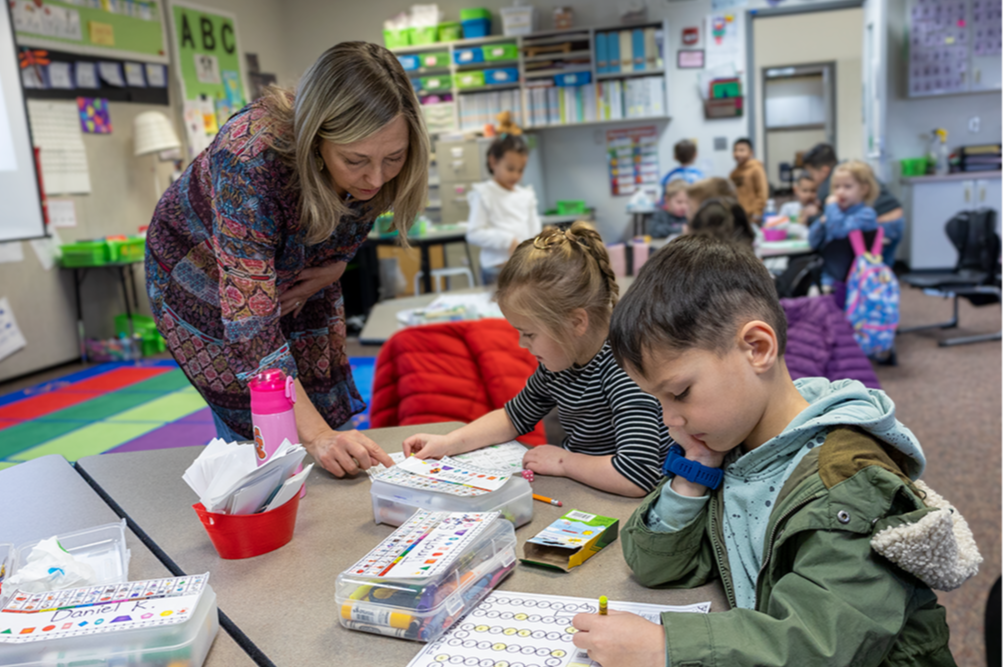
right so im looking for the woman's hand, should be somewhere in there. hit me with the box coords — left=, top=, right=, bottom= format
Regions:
left=522, top=445, right=568, bottom=477
left=280, top=261, right=348, bottom=317
left=304, top=428, right=393, bottom=477
left=402, top=434, right=455, bottom=459
left=572, top=610, right=666, bottom=667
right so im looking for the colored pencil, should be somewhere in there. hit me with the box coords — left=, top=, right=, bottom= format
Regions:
left=532, top=494, right=563, bottom=507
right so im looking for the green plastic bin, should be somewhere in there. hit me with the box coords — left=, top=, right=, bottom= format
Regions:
left=411, top=26, right=439, bottom=45
left=460, top=8, right=491, bottom=20
left=483, top=43, right=518, bottom=61
left=383, top=28, right=411, bottom=49
left=60, top=240, right=109, bottom=267
left=899, top=157, right=929, bottom=177
left=438, top=22, right=462, bottom=41
left=420, top=51, right=450, bottom=69
left=421, top=75, right=452, bottom=91
left=106, top=237, right=145, bottom=262
left=114, top=313, right=166, bottom=357
left=454, top=71, right=486, bottom=89
left=556, top=200, right=587, bottom=215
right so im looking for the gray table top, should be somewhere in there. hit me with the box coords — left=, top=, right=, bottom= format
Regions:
left=76, top=423, right=725, bottom=667
left=360, top=277, right=637, bottom=346
left=0, top=455, right=252, bottom=665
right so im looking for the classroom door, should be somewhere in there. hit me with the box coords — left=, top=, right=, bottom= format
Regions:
left=762, top=64, right=834, bottom=191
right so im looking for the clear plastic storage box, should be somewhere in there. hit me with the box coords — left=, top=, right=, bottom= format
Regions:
left=0, top=585, right=219, bottom=667
left=16, top=521, right=132, bottom=587
left=337, top=512, right=517, bottom=643
left=371, top=474, right=533, bottom=528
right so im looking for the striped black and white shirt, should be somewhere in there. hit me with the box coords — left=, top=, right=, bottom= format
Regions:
left=505, top=341, right=670, bottom=492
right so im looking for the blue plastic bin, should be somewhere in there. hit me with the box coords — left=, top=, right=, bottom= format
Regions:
left=453, top=47, right=484, bottom=65
left=410, top=77, right=422, bottom=92
left=397, top=54, right=421, bottom=71
left=485, top=67, right=519, bottom=84
left=554, top=71, right=592, bottom=86
left=462, top=18, right=490, bottom=38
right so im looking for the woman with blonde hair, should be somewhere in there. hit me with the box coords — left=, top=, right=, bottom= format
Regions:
left=146, top=42, right=428, bottom=476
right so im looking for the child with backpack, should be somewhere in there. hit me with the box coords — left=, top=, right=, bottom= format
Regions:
left=808, top=160, right=879, bottom=286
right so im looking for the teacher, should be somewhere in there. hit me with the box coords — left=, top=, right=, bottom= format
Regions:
left=145, top=42, right=429, bottom=477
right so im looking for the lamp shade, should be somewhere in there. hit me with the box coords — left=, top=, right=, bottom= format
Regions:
left=134, top=111, right=181, bottom=156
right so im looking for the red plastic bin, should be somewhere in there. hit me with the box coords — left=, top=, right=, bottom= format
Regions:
left=193, top=492, right=300, bottom=559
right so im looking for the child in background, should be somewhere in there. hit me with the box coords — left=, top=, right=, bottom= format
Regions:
left=803, top=143, right=905, bottom=266
left=661, top=139, right=704, bottom=186
left=685, top=177, right=736, bottom=220
left=466, top=133, right=542, bottom=285
left=404, top=222, right=671, bottom=497
left=809, top=160, right=879, bottom=284
left=648, top=179, right=688, bottom=237
left=687, top=197, right=756, bottom=248
left=729, top=138, right=769, bottom=221
left=570, top=236, right=975, bottom=667
left=777, top=173, right=819, bottom=240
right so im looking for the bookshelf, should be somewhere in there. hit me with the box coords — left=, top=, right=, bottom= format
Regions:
left=391, top=18, right=670, bottom=134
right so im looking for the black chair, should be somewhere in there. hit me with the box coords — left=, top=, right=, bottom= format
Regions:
left=898, top=209, right=1001, bottom=347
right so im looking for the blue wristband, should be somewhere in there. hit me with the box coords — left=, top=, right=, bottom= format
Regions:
left=662, top=444, right=723, bottom=490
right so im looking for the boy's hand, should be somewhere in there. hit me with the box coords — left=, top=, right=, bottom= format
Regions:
left=572, top=610, right=665, bottom=667
left=668, top=428, right=726, bottom=469
left=802, top=202, right=820, bottom=220
left=402, top=434, right=454, bottom=459
left=522, top=445, right=567, bottom=476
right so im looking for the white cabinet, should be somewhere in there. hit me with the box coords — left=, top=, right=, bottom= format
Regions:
left=903, top=173, right=1002, bottom=270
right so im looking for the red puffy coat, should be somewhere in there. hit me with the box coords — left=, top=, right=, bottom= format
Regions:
left=370, top=320, right=547, bottom=445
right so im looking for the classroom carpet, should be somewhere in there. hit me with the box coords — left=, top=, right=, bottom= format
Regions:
left=0, top=358, right=377, bottom=467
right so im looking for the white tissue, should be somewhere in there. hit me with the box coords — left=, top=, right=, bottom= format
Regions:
left=5, top=538, right=97, bottom=593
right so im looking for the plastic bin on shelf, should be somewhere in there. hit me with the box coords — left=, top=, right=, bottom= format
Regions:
left=336, top=512, right=517, bottom=642
left=397, top=54, right=421, bottom=71
left=438, top=21, right=462, bottom=41
left=421, top=75, right=452, bottom=91
left=500, top=6, right=534, bottom=35
left=59, top=240, right=109, bottom=267
left=410, top=25, right=439, bottom=45
left=105, top=236, right=145, bottom=262
left=555, top=71, right=591, bottom=86
left=453, top=46, right=484, bottom=64
left=483, top=43, right=518, bottom=61
left=460, top=8, right=491, bottom=38
left=454, top=71, right=486, bottom=89
left=556, top=200, right=587, bottom=215
left=384, top=28, right=411, bottom=49
left=420, top=51, right=449, bottom=68
left=485, top=67, right=518, bottom=84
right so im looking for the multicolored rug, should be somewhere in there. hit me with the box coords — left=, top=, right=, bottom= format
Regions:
left=0, top=358, right=377, bottom=470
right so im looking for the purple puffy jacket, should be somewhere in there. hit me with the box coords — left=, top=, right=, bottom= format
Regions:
left=781, top=295, right=881, bottom=389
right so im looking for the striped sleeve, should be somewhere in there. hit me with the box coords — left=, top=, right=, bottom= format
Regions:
left=603, top=370, right=670, bottom=493
left=504, top=366, right=558, bottom=436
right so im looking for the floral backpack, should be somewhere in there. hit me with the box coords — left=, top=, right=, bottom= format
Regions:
left=844, top=228, right=899, bottom=357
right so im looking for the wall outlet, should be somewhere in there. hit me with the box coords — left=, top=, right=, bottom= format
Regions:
left=968, top=116, right=981, bottom=133
left=714, top=136, right=728, bottom=151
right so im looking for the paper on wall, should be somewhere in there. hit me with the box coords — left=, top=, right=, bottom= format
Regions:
left=47, top=62, right=73, bottom=89
left=123, top=62, right=146, bottom=87
left=47, top=199, right=77, bottom=228
left=26, top=100, right=91, bottom=195
left=29, top=227, right=62, bottom=271
left=74, top=62, right=98, bottom=89
left=182, top=99, right=210, bottom=159
left=0, top=297, right=27, bottom=362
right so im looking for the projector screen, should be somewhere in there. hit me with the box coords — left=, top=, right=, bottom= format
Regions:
left=0, top=3, right=46, bottom=242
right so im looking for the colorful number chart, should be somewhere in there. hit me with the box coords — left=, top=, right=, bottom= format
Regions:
left=406, top=591, right=711, bottom=667
left=0, top=574, right=208, bottom=644
left=348, top=511, right=498, bottom=580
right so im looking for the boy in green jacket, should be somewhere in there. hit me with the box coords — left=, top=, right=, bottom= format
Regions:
left=571, top=236, right=981, bottom=667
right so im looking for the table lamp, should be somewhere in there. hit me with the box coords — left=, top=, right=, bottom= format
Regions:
left=133, top=111, right=181, bottom=196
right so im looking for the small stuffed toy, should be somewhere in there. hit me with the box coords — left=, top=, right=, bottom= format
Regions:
left=495, top=110, right=523, bottom=136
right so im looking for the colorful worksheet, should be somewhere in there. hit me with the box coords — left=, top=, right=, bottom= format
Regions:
left=0, top=574, right=209, bottom=644
left=406, top=591, right=711, bottom=667
left=396, top=456, right=511, bottom=492
left=347, top=511, right=499, bottom=579
left=372, top=466, right=488, bottom=497
left=453, top=441, right=530, bottom=474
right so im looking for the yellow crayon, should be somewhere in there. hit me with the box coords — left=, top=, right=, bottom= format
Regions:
left=599, top=595, right=608, bottom=615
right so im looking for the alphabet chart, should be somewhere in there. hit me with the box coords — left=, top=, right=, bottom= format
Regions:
left=453, top=442, right=531, bottom=474
left=405, top=591, right=711, bottom=667
left=396, top=457, right=511, bottom=493
left=0, top=574, right=209, bottom=644
left=347, top=511, right=498, bottom=579
left=373, top=466, right=488, bottom=497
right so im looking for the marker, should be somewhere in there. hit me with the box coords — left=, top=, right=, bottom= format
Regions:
left=599, top=596, right=608, bottom=615
left=533, top=494, right=563, bottom=507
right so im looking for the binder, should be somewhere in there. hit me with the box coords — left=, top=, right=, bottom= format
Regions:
left=632, top=29, right=645, bottom=70
left=644, top=27, right=658, bottom=70
left=619, top=30, right=633, bottom=73
left=607, top=32, right=620, bottom=73
left=596, top=32, right=608, bottom=74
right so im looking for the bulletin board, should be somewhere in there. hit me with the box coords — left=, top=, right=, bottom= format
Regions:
left=11, top=0, right=168, bottom=64
left=908, top=0, right=1002, bottom=96
left=607, top=126, right=660, bottom=196
left=167, top=1, right=247, bottom=105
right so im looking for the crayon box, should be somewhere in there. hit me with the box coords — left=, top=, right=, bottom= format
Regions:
left=520, top=509, right=619, bottom=572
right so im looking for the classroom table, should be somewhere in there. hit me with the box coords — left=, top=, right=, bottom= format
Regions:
left=757, top=239, right=814, bottom=259
left=76, top=423, right=726, bottom=667
left=359, top=276, right=637, bottom=346
left=0, top=455, right=254, bottom=666
left=366, top=224, right=475, bottom=295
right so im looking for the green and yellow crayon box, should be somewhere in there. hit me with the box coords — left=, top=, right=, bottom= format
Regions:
left=520, top=509, right=619, bottom=572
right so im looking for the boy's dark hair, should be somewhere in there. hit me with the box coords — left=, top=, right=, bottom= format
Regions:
left=486, top=133, right=528, bottom=174
left=803, top=143, right=838, bottom=169
left=674, top=139, right=697, bottom=165
left=734, top=137, right=753, bottom=150
left=610, top=235, right=788, bottom=377
left=689, top=197, right=755, bottom=247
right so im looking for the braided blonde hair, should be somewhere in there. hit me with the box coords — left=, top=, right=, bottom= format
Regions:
left=496, top=221, right=619, bottom=353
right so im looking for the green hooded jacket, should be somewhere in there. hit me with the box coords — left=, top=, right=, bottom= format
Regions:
left=622, top=427, right=981, bottom=666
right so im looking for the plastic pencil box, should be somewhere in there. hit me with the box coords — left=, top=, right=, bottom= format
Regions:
left=371, top=474, right=533, bottom=528
left=336, top=511, right=517, bottom=642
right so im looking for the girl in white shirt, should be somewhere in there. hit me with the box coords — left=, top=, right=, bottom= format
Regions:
left=466, top=133, right=542, bottom=284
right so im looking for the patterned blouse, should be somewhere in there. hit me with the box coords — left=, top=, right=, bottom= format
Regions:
left=145, top=100, right=376, bottom=438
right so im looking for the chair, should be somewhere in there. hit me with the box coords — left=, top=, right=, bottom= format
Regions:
left=413, top=266, right=476, bottom=295
left=897, top=209, right=1001, bottom=347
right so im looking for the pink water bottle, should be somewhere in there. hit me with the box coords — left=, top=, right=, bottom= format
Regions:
left=249, top=369, right=298, bottom=466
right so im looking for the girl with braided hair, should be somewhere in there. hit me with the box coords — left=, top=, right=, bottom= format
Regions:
left=404, top=222, right=672, bottom=497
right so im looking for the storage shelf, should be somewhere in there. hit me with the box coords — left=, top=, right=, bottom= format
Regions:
left=454, top=59, right=519, bottom=70
left=521, top=32, right=591, bottom=47
left=456, top=82, right=522, bottom=93
left=525, top=116, right=671, bottom=131
left=524, top=65, right=592, bottom=79
left=596, top=68, right=664, bottom=80
left=523, top=49, right=591, bottom=63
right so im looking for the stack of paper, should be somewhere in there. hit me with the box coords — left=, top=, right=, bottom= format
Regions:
left=183, top=438, right=311, bottom=514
